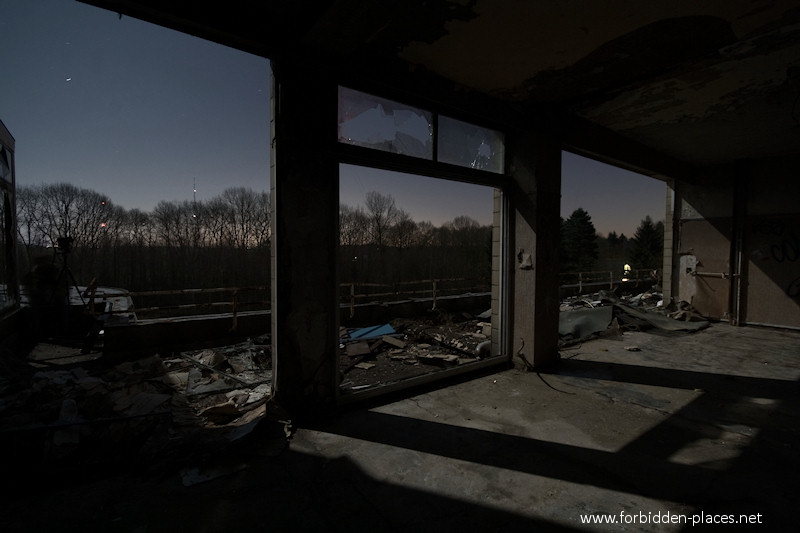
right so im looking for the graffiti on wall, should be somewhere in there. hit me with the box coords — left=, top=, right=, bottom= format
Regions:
left=750, top=218, right=800, bottom=299
left=788, top=277, right=800, bottom=299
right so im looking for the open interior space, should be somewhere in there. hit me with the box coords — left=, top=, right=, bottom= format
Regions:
left=3, top=322, right=798, bottom=531
left=2, top=2, right=800, bottom=531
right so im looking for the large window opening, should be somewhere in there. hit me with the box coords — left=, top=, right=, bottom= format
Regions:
left=338, top=165, right=501, bottom=394
left=3, top=2, right=271, bottom=350
left=2, top=2, right=275, bottom=471
left=558, top=151, right=671, bottom=347
left=336, top=86, right=507, bottom=396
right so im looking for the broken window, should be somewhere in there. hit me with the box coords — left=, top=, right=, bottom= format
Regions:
left=337, top=87, right=507, bottom=174
left=437, top=116, right=504, bottom=173
left=338, top=87, right=433, bottom=159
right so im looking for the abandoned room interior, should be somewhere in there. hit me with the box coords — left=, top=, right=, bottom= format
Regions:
left=2, top=1, right=800, bottom=531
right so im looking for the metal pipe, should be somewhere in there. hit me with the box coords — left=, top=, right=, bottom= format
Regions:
left=691, top=271, right=731, bottom=279
left=734, top=232, right=745, bottom=326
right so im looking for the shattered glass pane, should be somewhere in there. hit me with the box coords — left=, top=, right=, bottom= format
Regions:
left=338, top=87, right=433, bottom=160
left=438, top=116, right=504, bottom=174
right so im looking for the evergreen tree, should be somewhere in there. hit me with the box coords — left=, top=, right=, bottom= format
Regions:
left=606, top=230, right=629, bottom=259
left=628, top=216, right=664, bottom=269
left=560, top=208, right=598, bottom=272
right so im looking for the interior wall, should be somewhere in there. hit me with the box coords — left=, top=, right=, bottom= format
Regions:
left=674, top=175, right=733, bottom=320
left=673, top=157, right=800, bottom=328
left=741, top=156, right=800, bottom=328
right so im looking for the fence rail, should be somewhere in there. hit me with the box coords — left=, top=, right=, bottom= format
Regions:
left=126, top=285, right=269, bottom=321
left=340, top=277, right=490, bottom=318
left=558, top=268, right=658, bottom=294
left=107, top=269, right=656, bottom=322
left=121, top=278, right=493, bottom=321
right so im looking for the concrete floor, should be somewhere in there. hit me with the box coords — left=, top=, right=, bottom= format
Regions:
left=3, top=323, right=799, bottom=532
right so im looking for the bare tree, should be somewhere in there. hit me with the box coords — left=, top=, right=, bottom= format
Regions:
left=124, top=208, right=154, bottom=248
left=152, top=200, right=181, bottom=248
left=19, top=183, right=107, bottom=249
left=364, top=191, right=398, bottom=251
left=251, top=190, right=271, bottom=248
left=216, top=187, right=267, bottom=249
left=413, top=220, right=435, bottom=248
left=16, top=185, right=48, bottom=254
left=448, top=215, right=481, bottom=247
left=202, top=197, right=227, bottom=248
left=388, top=209, right=417, bottom=250
left=339, top=203, right=368, bottom=246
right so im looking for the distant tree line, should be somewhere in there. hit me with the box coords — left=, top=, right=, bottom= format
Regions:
left=339, top=191, right=492, bottom=286
left=15, top=184, right=492, bottom=293
left=15, top=183, right=663, bottom=296
left=16, top=183, right=270, bottom=291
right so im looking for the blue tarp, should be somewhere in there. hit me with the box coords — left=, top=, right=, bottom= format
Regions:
left=347, top=324, right=395, bottom=340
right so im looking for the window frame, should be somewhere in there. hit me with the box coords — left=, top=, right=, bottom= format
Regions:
left=334, top=85, right=512, bottom=402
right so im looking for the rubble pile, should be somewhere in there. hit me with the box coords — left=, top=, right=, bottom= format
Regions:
left=558, top=288, right=709, bottom=347
left=0, top=335, right=288, bottom=478
left=339, top=312, right=494, bottom=391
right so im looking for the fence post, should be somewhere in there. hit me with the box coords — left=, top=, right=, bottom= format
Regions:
left=609, top=271, right=613, bottom=289
left=578, top=272, right=583, bottom=294
left=432, top=279, right=437, bottom=311
left=350, top=283, right=355, bottom=319
left=230, top=289, right=238, bottom=331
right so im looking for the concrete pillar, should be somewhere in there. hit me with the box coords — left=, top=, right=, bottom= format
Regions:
left=507, top=131, right=561, bottom=369
left=270, top=62, right=339, bottom=412
left=662, top=180, right=675, bottom=303
left=490, top=189, right=503, bottom=356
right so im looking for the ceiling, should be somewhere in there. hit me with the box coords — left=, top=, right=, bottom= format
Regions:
left=80, top=0, right=800, bottom=174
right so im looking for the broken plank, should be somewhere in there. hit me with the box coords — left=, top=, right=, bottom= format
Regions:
left=381, top=335, right=406, bottom=349
left=346, top=341, right=372, bottom=357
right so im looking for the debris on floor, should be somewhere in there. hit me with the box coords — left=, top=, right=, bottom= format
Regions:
left=0, top=334, right=288, bottom=479
left=339, top=313, right=495, bottom=391
left=558, top=288, right=709, bottom=346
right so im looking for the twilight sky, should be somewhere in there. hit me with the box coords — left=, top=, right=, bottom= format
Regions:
left=1, top=0, right=665, bottom=236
